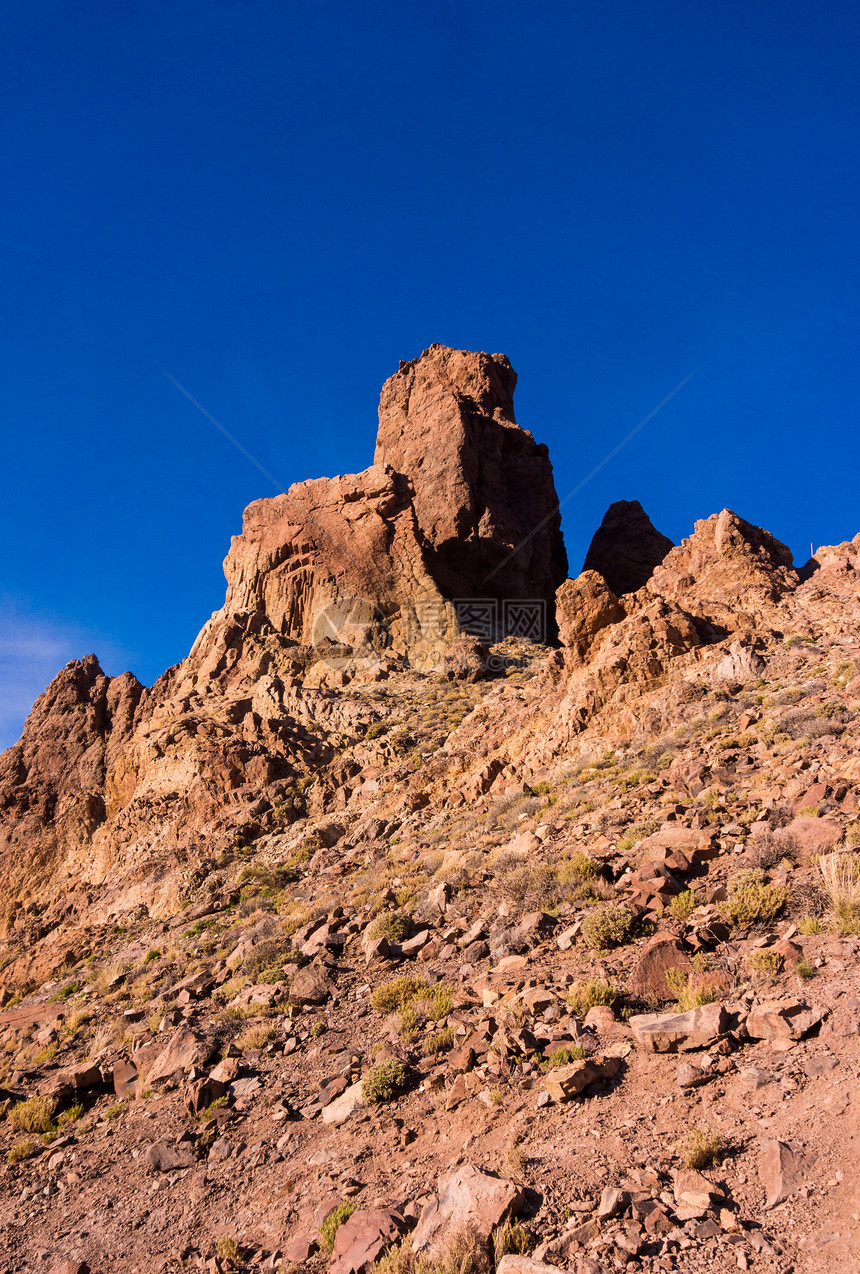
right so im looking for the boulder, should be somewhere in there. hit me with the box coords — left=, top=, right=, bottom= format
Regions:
left=184, top=1076, right=228, bottom=1117
left=288, top=965, right=333, bottom=1005
left=375, top=344, right=567, bottom=617
left=759, top=1139, right=809, bottom=1209
left=330, top=1208, right=408, bottom=1274
left=555, top=572, right=624, bottom=663
left=746, top=998, right=824, bottom=1042
left=412, top=1164, right=524, bottom=1255
left=144, top=1028, right=214, bottom=1084
left=112, top=1058, right=139, bottom=1099
left=144, top=1138, right=198, bottom=1173
left=784, top=817, right=843, bottom=860
left=542, top=1054, right=621, bottom=1102
left=629, top=934, right=691, bottom=1003
left=442, top=637, right=490, bottom=682
left=628, top=1003, right=729, bottom=1052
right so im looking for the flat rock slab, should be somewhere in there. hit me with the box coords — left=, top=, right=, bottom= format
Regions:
left=330, top=1208, right=408, bottom=1274
left=542, top=1054, right=621, bottom=1101
left=497, top=1258, right=568, bottom=1274
left=321, top=1081, right=364, bottom=1126
left=759, top=1138, right=809, bottom=1209
left=413, top=1163, right=524, bottom=1255
left=145, top=1027, right=214, bottom=1083
left=629, top=1003, right=729, bottom=1052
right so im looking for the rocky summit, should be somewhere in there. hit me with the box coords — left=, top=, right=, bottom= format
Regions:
left=0, top=347, right=859, bottom=1274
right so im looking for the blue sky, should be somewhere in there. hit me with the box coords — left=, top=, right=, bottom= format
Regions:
left=2, top=1, right=859, bottom=748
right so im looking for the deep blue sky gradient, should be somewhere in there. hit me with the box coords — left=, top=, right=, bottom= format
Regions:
left=2, top=1, right=859, bottom=746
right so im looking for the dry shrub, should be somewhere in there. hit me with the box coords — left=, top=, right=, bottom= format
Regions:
left=818, top=850, right=860, bottom=930
left=745, top=828, right=799, bottom=870
left=718, top=869, right=788, bottom=927
left=678, top=1127, right=723, bottom=1169
left=580, top=903, right=633, bottom=950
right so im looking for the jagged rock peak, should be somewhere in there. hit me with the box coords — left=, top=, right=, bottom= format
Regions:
left=582, top=499, right=674, bottom=595
left=375, top=344, right=567, bottom=608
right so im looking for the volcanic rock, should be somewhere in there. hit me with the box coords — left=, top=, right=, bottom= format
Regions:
left=583, top=499, right=673, bottom=595
left=375, top=344, right=567, bottom=613
left=412, top=1164, right=524, bottom=1255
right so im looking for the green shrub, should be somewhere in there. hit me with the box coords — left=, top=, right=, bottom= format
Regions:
left=542, top=1044, right=586, bottom=1069
left=668, top=889, right=698, bottom=921
left=369, top=912, right=412, bottom=943
left=566, top=980, right=617, bottom=1014
left=371, top=976, right=430, bottom=1013
left=718, top=869, right=788, bottom=927
left=748, top=949, right=781, bottom=977
left=320, top=1201, right=357, bottom=1252
left=362, top=1058, right=407, bottom=1105
left=665, top=968, right=714, bottom=1011
left=797, top=915, right=823, bottom=935
left=8, top=1096, right=56, bottom=1134
left=216, top=1236, right=240, bottom=1266
left=7, top=1140, right=36, bottom=1164
left=424, top=1026, right=454, bottom=1054
left=493, top=1220, right=533, bottom=1265
left=580, top=903, right=633, bottom=950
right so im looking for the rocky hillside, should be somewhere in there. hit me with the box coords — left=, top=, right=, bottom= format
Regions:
left=0, top=347, right=859, bottom=1274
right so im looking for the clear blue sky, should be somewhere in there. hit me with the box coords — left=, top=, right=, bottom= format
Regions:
left=2, top=1, right=858, bottom=747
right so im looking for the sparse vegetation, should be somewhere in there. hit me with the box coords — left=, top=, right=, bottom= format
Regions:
left=679, top=1127, right=724, bottom=1169
left=320, top=1201, right=358, bottom=1252
left=580, top=903, right=633, bottom=950
left=362, top=1058, right=407, bottom=1105
left=818, top=850, right=860, bottom=931
left=237, top=1021, right=277, bottom=1051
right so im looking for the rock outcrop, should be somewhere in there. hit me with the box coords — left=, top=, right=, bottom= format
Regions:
left=209, top=344, right=567, bottom=674
left=375, top=345, right=567, bottom=611
left=583, top=499, right=673, bottom=595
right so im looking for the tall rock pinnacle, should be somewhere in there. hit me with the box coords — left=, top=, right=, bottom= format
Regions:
left=375, top=344, right=568, bottom=607
left=583, top=499, right=673, bottom=595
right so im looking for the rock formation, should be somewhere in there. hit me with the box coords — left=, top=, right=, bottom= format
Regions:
left=583, top=498, right=673, bottom=595
left=1, top=348, right=860, bottom=1274
left=375, top=345, right=567, bottom=609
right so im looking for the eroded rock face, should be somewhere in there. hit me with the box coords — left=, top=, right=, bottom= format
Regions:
left=213, top=345, right=567, bottom=671
left=647, top=508, right=798, bottom=631
left=583, top=499, right=673, bottom=595
left=375, top=345, right=567, bottom=611
left=0, top=655, right=144, bottom=928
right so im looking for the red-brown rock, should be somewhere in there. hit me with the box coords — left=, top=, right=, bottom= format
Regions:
left=583, top=499, right=673, bottom=595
